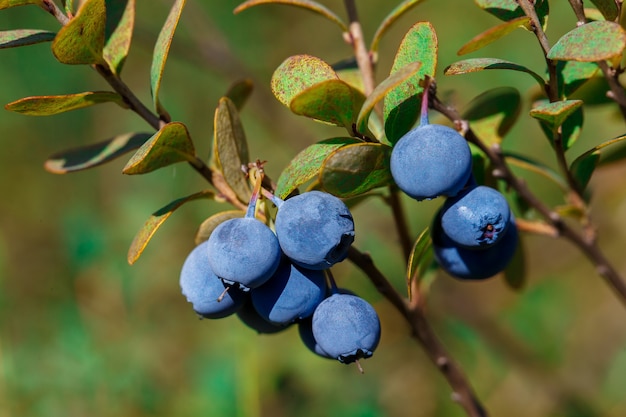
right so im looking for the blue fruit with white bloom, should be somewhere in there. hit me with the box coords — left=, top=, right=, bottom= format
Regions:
left=274, top=191, right=355, bottom=270
left=312, top=293, right=381, bottom=364
left=207, top=217, right=281, bottom=290
left=441, top=185, right=512, bottom=248
left=251, top=257, right=326, bottom=325
left=180, top=240, right=247, bottom=318
left=390, top=124, right=472, bottom=200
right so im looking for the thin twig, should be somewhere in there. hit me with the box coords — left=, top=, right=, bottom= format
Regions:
left=347, top=247, right=488, bottom=417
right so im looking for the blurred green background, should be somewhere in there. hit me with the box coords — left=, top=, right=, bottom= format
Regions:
left=1, top=1, right=626, bottom=416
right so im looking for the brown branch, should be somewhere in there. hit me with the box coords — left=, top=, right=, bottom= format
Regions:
left=347, top=247, right=488, bottom=417
left=343, top=0, right=376, bottom=97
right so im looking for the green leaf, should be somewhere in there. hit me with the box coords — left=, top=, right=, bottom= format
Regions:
left=474, top=0, right=549, bottom=30
left=104, top=0, right=135, bottom=74
left=406, top=227, right=433, bottom=300
left=444, top=58, right=545, bottom=89
left=271, top=54, right=338, bottom=108
left=556, top=60, right=600, bottom=98
left=589, top=0, right=619, bottom=21
left=463, top=87, right=521, bottom=146
left=356, top=61, right=421, bottom=136
left=234, top=0, right=347, bottom=32
left=51, top=0, right=106, bottom=65
left=595, top=134, right=626, bottom=165
left=0, top=29, right=55, bottom=49
left=289, top=79, right=366, bottom=131
left=127, top=190, right=215, bottom=264
left=383, top=22, right=438, bottom=144
left=275, top=137, right=361, bottom=199
left=319, top=142, right=392, bottom=198
left=45, top=132, right=151, bottom=173
left=370, top=0, right=427, bottom=55
left=332, top=58, right=365, bottom=94
left=5, top=91, right=127, bottom=115
left=123, top=122, right=195, bottom=174
left=504, top=151, right=568, bottom=192
left=213, top=97, right=251, bottom=203
left=547, top=21, right=626, bottom=62
left=150, top=0, right=186, bottom=115
left=225, top=78, right=254, bottom=111
left=195, top=210, right=245, bottom=245
left=532, top=100, right=584, bottom=151
left=570, top=150, right=600, bottom=191
left=0, top=0, right=43, bottom=10
left=458, top=16, right=531, bottom=55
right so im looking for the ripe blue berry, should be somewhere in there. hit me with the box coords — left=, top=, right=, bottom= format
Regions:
left=180, top=241, right=247, bottom=318
left=440, top=185, right=512, bottom=248
left=274, top=191, right=355, bottom=270
left=312, top=293, right=381, bottom=364
left=206, top=217, right=281, bottom=290
left=298, top=317, right=333, bottom=359
left=251, top=258, right=326, bottom=325
left=432, top=210, right=519, bottom=280
left=237, top=298, right=292, bottom=334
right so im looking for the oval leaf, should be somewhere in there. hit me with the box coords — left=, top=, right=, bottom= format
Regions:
left=530, top=100, right=583, bottom=131
left=458, top=16, right=531, bottom=55
left=234, top=0, right=347, bottom=32
left=5, top=91, right=127, bottom=115
left=594, top=134, right=626, bottom=166
left=356, top=61, right=421, bottom=136
left=319, top=142, right=392, bottom=198
left=212, top=97, right=251, bottom=203
left=463, top=87, right=521, bottom=146
left=547, top=21, right=626, bottom=62
left=0, top=29, right=55, bottom=49
left=474, top=0, right=548, bottom=30
left=444, top=58, right=545, bottom=88
left=275, top=137, right=362, bottom=199
left=406, top=226, right=433, bottom=300
left=271, top=54, right=338, bottom=108
left=104, top=0, right=135, bottom=74
left=194, top=210, right=245, bottom=245
left=557, top=60, right=600, bottom=98
left=370, top=0, right=427, bottom=54
left=52, top=0, right=106, bottom=65
left=0, top=0, right=43, bottom=10
left=589, top=0, right=618, bottom=21
left=570, top=150, right=600, bottom=191
left=151, top=0, right=186, bottom=115
left=45, top=132, right=151, bottom=173
left=504, top=151, right=568, bottom=192
left=123, top=121, right=195, bottom=174
left=290, top=79, right=366, bottom=131
left=383, top=22, right=438, bottom=144
left=225, top=78, right=254, bottom=111
left=127, top=190, right=215, bottom=264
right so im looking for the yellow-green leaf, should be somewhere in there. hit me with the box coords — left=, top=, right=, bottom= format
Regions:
left=5, top=91, right=127, bottom=115
left=127, top=190, right=215, bottom=264
left=0, top=29, right=55, bottom=49
left=445, top=58, right=545, bottom=89
left=123, top=122, right=195, bottom=174
left=406, top=227, right=433, bottom=300
left=151, top=0, right=186, bottom=115
left=195, top=210, right=245, bottom=245
left=457, top=16, right=531, bottom=55
left=0, top=0, right=42, bottom=10
left=370, top=0, right=427, bottom=55
left=547, top=21, right=626, bottom=62
left=104, top=0, right=135, bottom=74
left=271, top=54, right=338, bottom=108
left=463, top=87, right=521, bottom=146
left=234, top=0, right=347, bottom=32
left=51, top=0, right=106, bottom=65
left=213, top=97, right=251, bottom=203
left=45, top=132, right=151, bottom=173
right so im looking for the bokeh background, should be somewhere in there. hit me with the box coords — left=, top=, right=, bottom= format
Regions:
left=1, top=1, right=626, bottom=416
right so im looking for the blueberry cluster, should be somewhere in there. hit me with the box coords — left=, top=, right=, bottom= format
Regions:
left=180, top=189, right=381, bottom=365
left=390, top=85, right=518, bottom=280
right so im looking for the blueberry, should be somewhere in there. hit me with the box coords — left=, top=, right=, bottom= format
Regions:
left=274, top=191, right=355, bottom=270
left=251, top=257, right=326, bottom=325
left=298, top=316, right=333, bottom=359
left=432, top=209, right=519, bottom=280
left=390, top=124, right=472, bottom=200
left=440, top=185, right=511, bottom=248
left=180, top=241, right=247, bottom=318
left=236, top=298, right=292, bottom=334
left=206, top=216, right=282, bottom=290
left=312, top=293, right=381, bottom=364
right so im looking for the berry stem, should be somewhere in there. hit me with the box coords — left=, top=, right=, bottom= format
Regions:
left=246, top=168, right=265, bottom=218
left=420, top=76, right=432, bottom=127
left=325, top=269, right=340, bottom=294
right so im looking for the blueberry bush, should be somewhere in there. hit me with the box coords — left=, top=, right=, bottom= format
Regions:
left=3, top=0, right=626, bottom=416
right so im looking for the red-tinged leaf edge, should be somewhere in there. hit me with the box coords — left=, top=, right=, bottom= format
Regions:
left=457, top=16, right=531, bottom=56
left=370, top=0, right=427, bottom=56
left=0, top=29, right=55, bottom=49
left=128, top=190, right=216, bottom=264
left=5, top=91, right=127, bottom=116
